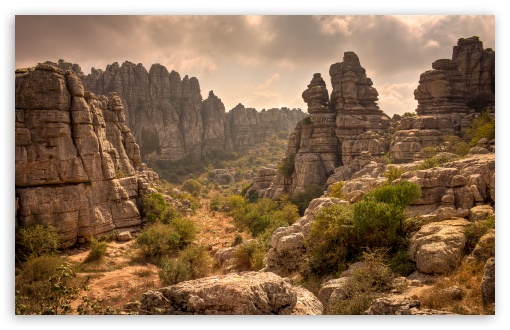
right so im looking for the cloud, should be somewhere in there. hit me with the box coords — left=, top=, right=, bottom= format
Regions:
left=377, top=82, right=418, bottom=116
left=15, top=15, right=494, bottom=111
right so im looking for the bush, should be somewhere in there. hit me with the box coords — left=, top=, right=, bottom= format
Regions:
left=353, top=199, right=402, bottom=248
left=365, top=180, right=421, bottom=209
left=168, top=217, right=197, bottom=248
left=233, top=240, right=266, bottom=271
left=403, top=112, right=416, bottom=117
left=383, top=166, right=406, bottom=184
left=158, top=245, right=212, bottom=286
left=354, top=181, right=421, bottom=248
left=289, top=184, right=324, bottom=215
left=83, top=238, right=108, bottom=263
left=464, top=215, right=495, bottom=254
left=328, top=181, right=344, bottom=199
left=136, top=223, right=181, bottom=259
left=231, top=198, right=299, bottom=237
left=465, top=111, right=495, bottom=147
left=181, top=179, right=202, bottom=196
left=15, top=255, right=83, bottom=315
left=15, top=224, right=62, bottom=263
left=305, top=203, right=354, bottom=276
left=330, top=250, right=394, bottom=315
left=141, top=193, right=168, bottom=223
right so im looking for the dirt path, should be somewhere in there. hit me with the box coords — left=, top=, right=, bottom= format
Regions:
left=66, top=199, right=246, bottom=314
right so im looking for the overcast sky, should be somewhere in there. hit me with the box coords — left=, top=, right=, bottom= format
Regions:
left=15, top=15, right=494, bottom=116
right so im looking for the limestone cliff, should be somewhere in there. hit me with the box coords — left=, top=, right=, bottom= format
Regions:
left=72, top=60, right=306, bottom=163
left=15, top=64, right=156, bottom=246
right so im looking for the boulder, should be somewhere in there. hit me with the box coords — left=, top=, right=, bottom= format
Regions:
left=140, top=272, right=322, bottom=315
left=481, top=257, right=495, bottom=306
left=468, top=205, right=495, bottom=222
left=409, top=219, right=470, bottom=274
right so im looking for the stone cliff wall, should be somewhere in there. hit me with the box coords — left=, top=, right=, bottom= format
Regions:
left=15, top=64, right=156, bottom=246
left=50, top=60, right=306, bottom=163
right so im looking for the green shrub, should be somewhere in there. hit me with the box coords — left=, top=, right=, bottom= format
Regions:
left=383, top=166, right=406, bottom=184
left=15, top=255, right=83, bottom=315
left=136, top=223, right=181, bottom=259
left=161, top=204, right=183, bottom=224
left=465, top=111, right=495, bottom=147
left=305, top=203, right=354, bottom=276
left=365, top=180, right=421, bottom=209
left=158, top=245, right=212, bottom=286
left=231, top=198, right=299, bottom=237
left=240, top=183, right=253, bottom=197
left=233, top=240, right=266, bottom=271
left=328, top=181, right=344, bottom=199
left=277, top=154, right=295, bottom=179
left=83, top=238, right=108, bottom=263
left=168, top=217, right=197, bottom=248
left=15, top=224, right=62, bottom=263
left=289, top=184, right=324, bottom=215
left=443, top=135, right=470, bottom=156
left=386, top=246, right=416, bottom=276
left=464, top=215, right=495, bottom=254
left=330, top=250, right=394, bottom=315
left=141, top=193, right=168, bottom=223
left=403, top=112, right=416, bottom=117
left=353, top=199, right=402, bottom=248
left=303, top=116, right=312, bottom=125
left=232, top=234, right=243, bottom=247
left=181, top=193, right=200, bottom=212
left=353, top=181, right=421, bottom=248
left=181, top=179, right=202, bottom=196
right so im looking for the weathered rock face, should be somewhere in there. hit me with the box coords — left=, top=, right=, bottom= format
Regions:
left=262, top=52, right=390, bottom=199
left=391, top=37, right=495, bottom=163
left=408, top=219, right=470, bottom=274
left=78, top=60, right=306, bottom=163
left=415, top=37, right=494, bottom=116
left=15, top=64, right=155, bottom=246
left=140, top=272, right=322, bottom=315
left=396, top=153, right=495, bottom=217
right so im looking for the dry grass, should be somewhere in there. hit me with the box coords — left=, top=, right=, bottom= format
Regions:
left=418, top=260, right=493, bottom=315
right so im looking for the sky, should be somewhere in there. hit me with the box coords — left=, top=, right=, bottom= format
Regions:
left=15, top=15, right=494, bottom=117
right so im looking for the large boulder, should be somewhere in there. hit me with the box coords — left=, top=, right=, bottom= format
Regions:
left=140, top=272, right=322, bottom=315
left=409, top=219, right=470, bottom=274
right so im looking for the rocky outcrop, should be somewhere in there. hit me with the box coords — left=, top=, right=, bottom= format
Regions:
left=77, top=60, right=306, bottom=163
left=262, top=53, right=390, bottom=199
left=391, top=37, right=495, bottom=163
left=395, top=153, right=495, bottom=217
left=15, top=64, right=155, bottom=246
left=408, top=219, right=470, bottom=274
left=140, top=271, right=322, bottom=315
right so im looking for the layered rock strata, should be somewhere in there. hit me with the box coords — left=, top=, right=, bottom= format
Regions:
left=391, top=36, right=495, bottom=162
left=262, top=52, right=390, bottom=198
left=70, top=60, right=305, bottom=163
left=15, top=64, right=155, bottom=246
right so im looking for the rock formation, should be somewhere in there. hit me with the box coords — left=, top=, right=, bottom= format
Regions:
left=391, top=36, right=495, bottom=163
left=57, top=60, right=307, bottom=163
left=260, top=52, right=390, bottom=199
left=140, top=271, right=322, bottom=315
left=15, top=64, right=156, bottom=246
